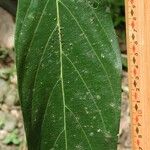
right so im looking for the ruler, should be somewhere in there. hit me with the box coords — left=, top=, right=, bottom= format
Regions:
left=125, top=0, right=150, bottom=149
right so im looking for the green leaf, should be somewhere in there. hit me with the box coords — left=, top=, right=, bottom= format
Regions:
left=15, top=0, right=122, bottom=149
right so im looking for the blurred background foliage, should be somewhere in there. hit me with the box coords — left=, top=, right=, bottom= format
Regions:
left=109, top=0, right=125, bottom=29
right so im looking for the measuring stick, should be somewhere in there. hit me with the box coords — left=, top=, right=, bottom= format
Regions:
left=125, top=0, right=150, bottom=149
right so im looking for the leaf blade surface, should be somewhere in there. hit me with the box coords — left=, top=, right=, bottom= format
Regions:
left=15, top=0, right=122, bottom=149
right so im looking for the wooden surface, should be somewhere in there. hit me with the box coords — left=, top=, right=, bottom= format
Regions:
left=125, top=0, right=150, bottom=149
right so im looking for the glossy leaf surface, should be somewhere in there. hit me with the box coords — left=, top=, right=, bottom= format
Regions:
left=15, top=0, right=122, bottom=149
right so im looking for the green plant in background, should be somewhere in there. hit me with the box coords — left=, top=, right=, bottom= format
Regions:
left=109, top=0, right=127, bottom=70
left=0, top=117, right=5, bottom=129
left=3, top=129, right=21, bottom=145
left=15, top=0, right=122, bottom=150
left=108, top=0, right=125, bottom=29
left=109, top=0, right=126, bottom=46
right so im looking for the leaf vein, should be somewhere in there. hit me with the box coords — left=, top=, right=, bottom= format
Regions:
left=41, top=79, right=60, bottom=127
left=63, top=52, right=107, bottom=132
left=21, top=0, right=51, bottom=72
left=53, top=129, right=65, bottom=147
left=56, top=0, right=68, bottom=149
left=87, top=3, right=119, bottom=120
left=31, top=25, right=57, bottom=122
left=59, top=1, right=116, bottom=116
left=65, top=105, right=93, bottom=150
left=16, top=0, right=32, bottom=46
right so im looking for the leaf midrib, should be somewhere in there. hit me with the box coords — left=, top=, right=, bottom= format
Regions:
left=56, top=0, right=68, bottom=149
